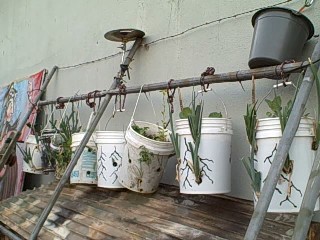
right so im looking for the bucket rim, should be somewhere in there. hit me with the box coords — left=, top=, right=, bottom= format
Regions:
left=257, top=116, right=314, bottom=122
left=251, top=7, right=314, bottom=39
left=129, top=120, right=172, bottom=145
left=95, top=130, right=124, bottom=136
left=176, top=117, right=232, bottom=123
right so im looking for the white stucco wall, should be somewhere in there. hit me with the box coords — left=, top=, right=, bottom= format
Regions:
left=1, top=0, right=320, bottom=201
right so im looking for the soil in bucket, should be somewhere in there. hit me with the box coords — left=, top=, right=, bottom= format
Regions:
left=254, top=117, right=319, bottom=212
left=70, top=132, right=97, bottom=184
left=96, top=131, right=125, bottom=188
left=118, top=121, right=174, bottom=193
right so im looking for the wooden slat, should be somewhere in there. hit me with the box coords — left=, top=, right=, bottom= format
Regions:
left=0, top=182, right=299, bottom=239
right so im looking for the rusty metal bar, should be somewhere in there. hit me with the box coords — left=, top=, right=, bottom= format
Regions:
left=28, top=37, right=143, bottom=240
left=37, top=61, right=309, bottom=107
left=244, top=39, right=320, bottom=240
left=0, top=66, right=58, bottom=171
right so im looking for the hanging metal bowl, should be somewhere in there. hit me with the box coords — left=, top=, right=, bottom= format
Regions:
left=104, top=29, right=145, bottom=42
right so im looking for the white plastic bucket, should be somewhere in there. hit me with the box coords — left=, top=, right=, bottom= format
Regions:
left=118, top=121, right=174, bottom=193
left=95, top=131, right=125, bottom=188
left=70, top=132, right=97, bottom=184
left=22, top=135, right=45, bottom=174
left=255, top=117, right=319, bottom=212
left=176, top=118, right=233, bottom=194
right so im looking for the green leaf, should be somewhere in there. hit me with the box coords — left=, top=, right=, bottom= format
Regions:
left=208, top=112, right=222, bottom=118
left=241, top=156, right=261, bottom=193
left=179, top=107, right=192, bottom=119
left=265, top=96, right=282, bottom=117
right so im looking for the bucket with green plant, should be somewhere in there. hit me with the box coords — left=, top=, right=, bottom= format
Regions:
left=171, top=90, right=233, bottom=194
left=118, top=89, right=174, bottom=193
left=242, top=72, right=319, bottom=212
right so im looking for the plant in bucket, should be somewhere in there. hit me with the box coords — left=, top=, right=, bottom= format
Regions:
left=118, top=88, right=175, bottom=193
left=171, top=89, right=233, bottom=194
left=18, top=123, right=53, bottom=174
left=38, top=103, right=82, bottom=179
left=47, top=106, right=82, bottom=180
left=70, top=110, right=97, bottom=184
left=242, top=75, right=319, bottom=212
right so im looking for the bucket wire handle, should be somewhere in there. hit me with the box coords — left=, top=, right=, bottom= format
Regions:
left=299, top=0, right=314, bottom=12
left=144, top=92, right=157, bottom=118
left=127, top=84, right=145, bottom=131
left=41, top=104, right=57, bottom=136
left=211, top=89, right=228, bottom=119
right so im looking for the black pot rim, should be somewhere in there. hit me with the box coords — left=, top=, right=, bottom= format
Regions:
left=251, top=7, right=314, bottom=39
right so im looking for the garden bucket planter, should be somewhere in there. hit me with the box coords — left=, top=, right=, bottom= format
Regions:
left=248, top=7, right=314, bottom=69
left=118, top=121, right=174, bottom=193
left=254, top=117, right=319, bottom=212
left=22, top=135, right=45, bottom=174
left=176, top=118, right=233, bottom=194
left=70, top=132, right=97, bottom=184
left=96, top=131, right=125, bottom=188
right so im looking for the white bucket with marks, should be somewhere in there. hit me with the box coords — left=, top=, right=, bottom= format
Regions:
left=96, top=131, right=125, bottom=188
left=118, top=121, right=174, bottom=193
left=176, top=118, right=233, bottom=194
left=70, top=132, right=97, bottom=184
left=22, top=135, right=45, bottom=174
left=255, top=117, right=319, bottom=212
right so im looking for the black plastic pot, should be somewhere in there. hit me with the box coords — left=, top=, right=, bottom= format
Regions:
left=248, top=7, right=314, bottom=69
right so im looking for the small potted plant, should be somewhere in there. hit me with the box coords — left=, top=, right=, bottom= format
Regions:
left=171, top=91, right=233, bottom=194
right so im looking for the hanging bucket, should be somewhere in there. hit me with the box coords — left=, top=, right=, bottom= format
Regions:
left=254, top=117, right=319, bottom=212
left=248, top=7, right=314, bottom=69
left=176, top=118, right=233, bottom=194
left=22, top=135, right=45, bottom=174
left=70, top=132, right=97, bottom=184
left=95, top=131, right=125, bottom=188
left=118, top=121, right=174, bottom=193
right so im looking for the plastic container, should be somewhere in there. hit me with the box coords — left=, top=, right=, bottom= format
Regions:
left=95, top=131, right=125, bottom=188
left=254, top=117, right=319, bottom=212
left=118, top=121, right=174, bottom=193
left=23, top=135, right=44, bottom=174
left=248, top=7, right=314, bottom=69
left=70, top=132, right=97, bottom=184
left=176, top=118, right=233, bottom=194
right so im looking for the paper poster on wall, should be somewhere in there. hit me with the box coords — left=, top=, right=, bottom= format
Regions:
left=0, top=69, right=45, bottom=201
left=0, top=70, right=45, bottom=149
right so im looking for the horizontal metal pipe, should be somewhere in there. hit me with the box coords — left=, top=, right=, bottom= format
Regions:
left=38, top=61, right=308, bottom=106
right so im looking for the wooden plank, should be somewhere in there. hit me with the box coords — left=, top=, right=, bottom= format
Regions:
left=66, top=184, right=293, bottom=239
left=47, top=183, right=294, bottom=239
left=0, top=182, right=300, bottom=239
left=33, top=189, right=172, bottom=240
left=43, top=186, right=236, bottom=239
left=0, top=195, right=87, bottom=240
left=308, top=222, right=320, bottom=240
left=19, top=191, right=145, bottom=240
